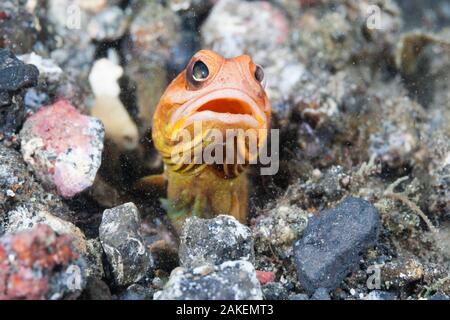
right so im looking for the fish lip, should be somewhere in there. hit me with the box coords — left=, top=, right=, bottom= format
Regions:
left=170, top=88, right=267, bottom=129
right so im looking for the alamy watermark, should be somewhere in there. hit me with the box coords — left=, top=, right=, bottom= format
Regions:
left=66, top=3, right=81, bottom=30
left=65, top=265, right=83, bottom=291
left=366, top=5, right=382, bottom=30
left=366, top=264, right=382, bottom=290
left=169, top=121, right=279, bottom=175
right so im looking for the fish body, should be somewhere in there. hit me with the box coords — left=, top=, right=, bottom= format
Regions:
left=151, top=50, right=271, bottom=229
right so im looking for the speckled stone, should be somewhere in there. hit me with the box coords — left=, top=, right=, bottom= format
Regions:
left=154, top=260, right=263, bottom=300
left=19, top=99, right=104, bottom=198
left=99, top=203, right=153, bottom=286
left=179, top=215, right=255, bottom=268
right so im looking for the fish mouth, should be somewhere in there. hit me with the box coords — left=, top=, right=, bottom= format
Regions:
left=170, top=88, right=267, bottom=129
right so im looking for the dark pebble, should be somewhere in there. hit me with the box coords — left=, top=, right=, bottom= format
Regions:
left=294, top=197, right=380, bottom=294
left=99, top=203, right=153, bottom=286
left=0, top=49, right=39, bottom=107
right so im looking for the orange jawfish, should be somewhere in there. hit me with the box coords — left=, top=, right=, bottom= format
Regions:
left=147, top=50, right=271, bottom=230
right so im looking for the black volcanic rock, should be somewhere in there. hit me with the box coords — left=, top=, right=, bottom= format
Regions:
left=294, top=197, right=380, bottom=294
left=0, top=49, right=39, bottom=107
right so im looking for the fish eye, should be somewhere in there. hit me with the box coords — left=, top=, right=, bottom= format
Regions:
left=192, top=60, right=209, bottom=82
left=254, top=65, right=265, bottom=83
